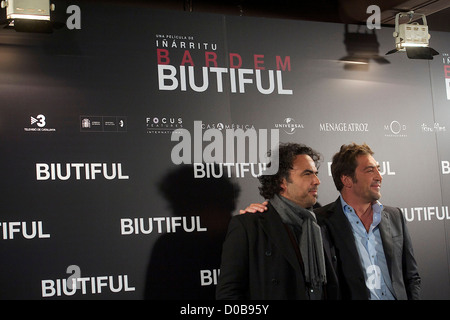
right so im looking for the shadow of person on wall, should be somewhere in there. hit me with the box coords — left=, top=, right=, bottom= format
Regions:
left=144, top=164, right=240, bottom=300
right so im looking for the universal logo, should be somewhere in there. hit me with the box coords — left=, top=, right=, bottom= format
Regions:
left=274, top=117, right=304, bottom=135
left=80, top=116, right=127, bottom=133
left=24, top=114, right=56, bottom=132
left=146, top=116, right=183, bottom=134
left=384, top=120, right=407, bottom=138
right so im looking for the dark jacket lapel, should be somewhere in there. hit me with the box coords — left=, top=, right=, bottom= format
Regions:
left=316, top=197, right=368, bottom=299
left=378, top=210, right=394, bottom=280
left=323, top=198, right=362, bottom=265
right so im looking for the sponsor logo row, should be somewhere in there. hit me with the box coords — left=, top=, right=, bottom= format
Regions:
left=23, top=115, right=447, bottom=137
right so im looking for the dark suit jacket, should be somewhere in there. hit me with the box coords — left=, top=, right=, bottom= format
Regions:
left=314, top=197, right=421, bottom=300
left=216, top=203, right=339, bottom=300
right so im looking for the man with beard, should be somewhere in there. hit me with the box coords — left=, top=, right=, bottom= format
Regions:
left=240, top=143, right=421, bottom=300
left=216, top=143, right=339, bottom=300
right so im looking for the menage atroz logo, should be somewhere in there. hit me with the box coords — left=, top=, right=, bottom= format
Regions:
left=171, top=121, right=279, bottom=176
left=156, top=34, right=293, bottom=95
left=319, top=122, right=369, bottom=132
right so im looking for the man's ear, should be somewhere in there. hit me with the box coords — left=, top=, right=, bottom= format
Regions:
left=279, top=178, right=287, bottom=195
left=341, top=175, right=353, bottom=188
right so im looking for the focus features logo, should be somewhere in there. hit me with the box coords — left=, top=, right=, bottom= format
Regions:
left=146, top=116, right=183, bottom=134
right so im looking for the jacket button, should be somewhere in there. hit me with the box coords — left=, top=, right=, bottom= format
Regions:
left=271, top=279, right=279, bottom=285
left=265, top=251, right=272, bottom=256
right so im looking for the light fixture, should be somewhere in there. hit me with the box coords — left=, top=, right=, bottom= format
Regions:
left=1, top=0, right=55, bottom=33
left=386, top=11, right=439, bottom=60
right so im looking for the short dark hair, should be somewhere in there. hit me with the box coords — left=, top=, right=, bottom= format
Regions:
left=331, top=143, right=374, bottom=191
left=258, top=143, right=321, bottom=199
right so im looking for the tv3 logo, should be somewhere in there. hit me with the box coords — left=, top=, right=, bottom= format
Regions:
left=31, top=114, right=46, bottom=128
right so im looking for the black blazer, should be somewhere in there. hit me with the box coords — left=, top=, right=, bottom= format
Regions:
left=216, top=203, right=339, bottom=300
left=315, top=197, right=421, bottom=300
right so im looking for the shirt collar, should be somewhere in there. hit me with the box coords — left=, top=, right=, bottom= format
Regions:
left=339, top=194, right=383, bottom=228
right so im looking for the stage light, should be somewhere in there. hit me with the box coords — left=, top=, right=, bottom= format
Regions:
left=1, top=0, right=55, bottom=33
left=386, top=11, right=438, bottom=60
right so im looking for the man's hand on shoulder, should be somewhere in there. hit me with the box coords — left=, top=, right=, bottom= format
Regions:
left=239, top=201, right=269, bottom=214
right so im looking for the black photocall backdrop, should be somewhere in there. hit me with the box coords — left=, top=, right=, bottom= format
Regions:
left=0, top=2, right=449, bottom=299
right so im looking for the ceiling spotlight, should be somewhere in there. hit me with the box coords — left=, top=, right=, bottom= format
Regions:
left=1, top=0, right=55, bottom=33
left=386, top=11, right=438, bottom=60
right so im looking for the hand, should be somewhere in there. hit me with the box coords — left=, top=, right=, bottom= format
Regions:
left=239, top=201, right=269, bottom=214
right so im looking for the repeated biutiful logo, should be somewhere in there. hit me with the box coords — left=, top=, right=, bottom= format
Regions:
left=35, top=163, right=129, bottom=181
left=1, top=221, right=50, bottom=240
left=120, top=216, right=207, bottom=235
left=41, top=265, right=135, bottom=298
left=326, top=160, right=396, bottom=177
left=401, top=206, right=450, bottom=222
